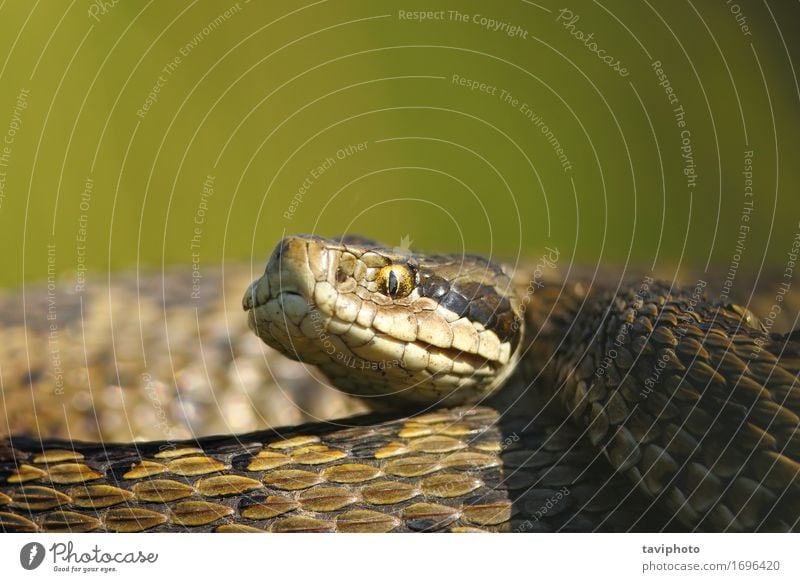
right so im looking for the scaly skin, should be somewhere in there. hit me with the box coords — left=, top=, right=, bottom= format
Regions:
left=1, top=235, right=798, bottom=532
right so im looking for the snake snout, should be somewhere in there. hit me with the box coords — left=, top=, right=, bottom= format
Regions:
left=267, top=236, right=318, bottom=297
left=245, top=236, right=334, bottom=361
left=244, top=236, right=320, bottom=312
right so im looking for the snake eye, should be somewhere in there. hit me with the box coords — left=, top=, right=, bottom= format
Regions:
left=377, top=264, right=416, bottom=299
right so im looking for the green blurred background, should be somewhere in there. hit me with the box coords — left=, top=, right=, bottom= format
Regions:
left=0, top=0, right=798, bottom=288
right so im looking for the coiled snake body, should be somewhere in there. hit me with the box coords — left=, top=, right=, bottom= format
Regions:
left=1, top=235, right=798, bottom=532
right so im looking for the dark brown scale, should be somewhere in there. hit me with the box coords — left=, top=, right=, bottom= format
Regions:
left=421, top=273, right=519, bottom=343
left=419, top=273, right=450, bottom=300
left=439, top=290, right=470, bottom=318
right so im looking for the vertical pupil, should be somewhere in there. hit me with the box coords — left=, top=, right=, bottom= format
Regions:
left=388, top=270, right=399, bottom=296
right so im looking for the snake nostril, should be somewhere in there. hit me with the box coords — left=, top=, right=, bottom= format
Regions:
left=242, top=282, right=257, bottom=310
left=243, top=278, right=272, bottom=310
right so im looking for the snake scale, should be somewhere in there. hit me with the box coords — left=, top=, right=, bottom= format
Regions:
left=1, top=234, right=798, bottom=532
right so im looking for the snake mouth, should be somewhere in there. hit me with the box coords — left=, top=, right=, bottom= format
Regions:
left=321, top=311, right=499, bottom=375
left=245, top=234, right=522, bottom=406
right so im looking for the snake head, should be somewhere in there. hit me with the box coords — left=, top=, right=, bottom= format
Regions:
left=244, top=234, right=523, bottom=407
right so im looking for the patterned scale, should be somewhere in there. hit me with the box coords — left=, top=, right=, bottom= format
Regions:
left=534, top=280, right=800, bottom=531
left=1, top=406, right=674, bottom=533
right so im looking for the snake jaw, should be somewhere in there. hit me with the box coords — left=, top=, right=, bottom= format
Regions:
left=246, top=235, right=524, bottom=407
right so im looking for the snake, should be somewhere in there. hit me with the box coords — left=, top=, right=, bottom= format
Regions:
left=1, top=233, right=798, bottom=533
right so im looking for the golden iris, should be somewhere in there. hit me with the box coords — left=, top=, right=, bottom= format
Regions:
left=376, top=264, right=416, bottom=298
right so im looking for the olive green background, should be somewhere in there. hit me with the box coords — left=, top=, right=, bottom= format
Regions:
left=0, top=0, right=797, bottom=288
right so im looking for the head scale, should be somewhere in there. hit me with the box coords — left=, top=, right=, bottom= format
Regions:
left=243, top=234, right=523, bottom=407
